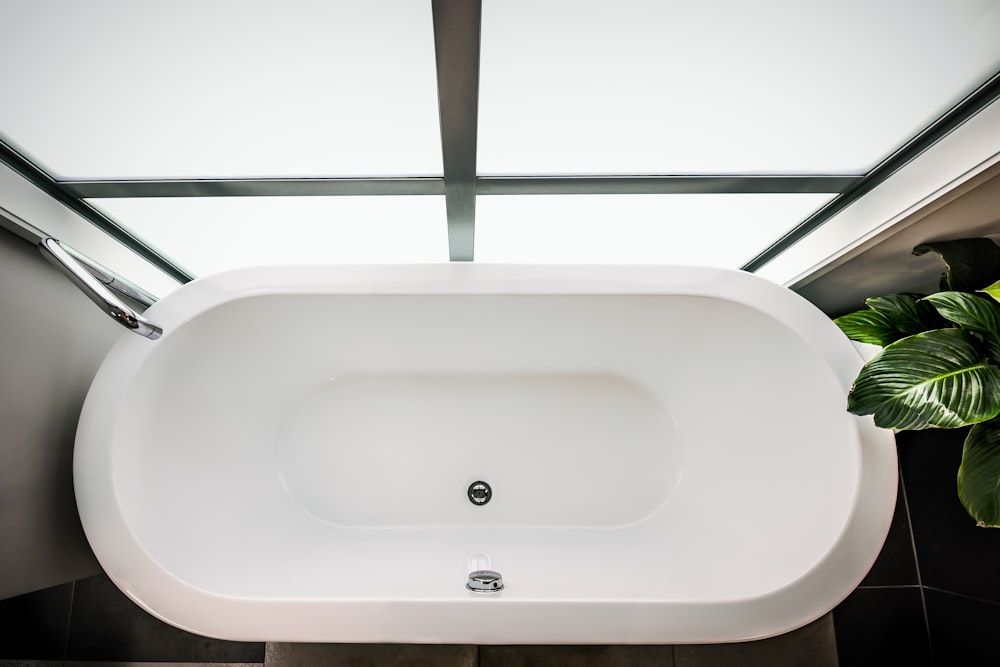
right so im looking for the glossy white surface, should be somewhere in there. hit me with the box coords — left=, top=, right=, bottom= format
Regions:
left=75, top=264, right=897, bottom=643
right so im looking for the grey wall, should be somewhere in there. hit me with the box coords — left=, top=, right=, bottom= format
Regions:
left=0, top=228, right=120, bottom=598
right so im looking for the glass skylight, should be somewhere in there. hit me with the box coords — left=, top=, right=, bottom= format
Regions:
left=0, top=1, right=442, bottom=179
left=88, top=197, right=448, bottom=276
left=0, top=1, right=998, bottom=286
left=478, top=0, right=1000, bottom=174
left=476, top=193, right=835, bottom=266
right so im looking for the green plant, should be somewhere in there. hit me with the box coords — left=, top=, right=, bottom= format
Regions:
left=836, top=238, right=1000, bottom=527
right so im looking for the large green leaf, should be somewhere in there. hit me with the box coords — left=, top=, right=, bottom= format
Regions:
left=958, top=418, right=1000, bottom=527
left=923, top=291, right=1000, bottom=360
left=983, top=279, right=1000, bottom=304
left=924, top=292, right=1000, bottom=334
left=834, top=293, right=942, bottom=345
left=835, top=309, right=903, bottom=345
left=847, top=328, right=1000, bottom=429
left=867, top=293, right=946, bottom=333
left=913, top=239, right=1000, bottom=292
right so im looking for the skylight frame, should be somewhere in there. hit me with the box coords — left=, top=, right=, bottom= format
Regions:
left=0, top=0, right=998, bottom=287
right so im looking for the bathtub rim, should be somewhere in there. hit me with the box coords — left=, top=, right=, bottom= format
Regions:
left=73, top=263, right=898, bottom=643
left=138, top=263, right=868, bottom=391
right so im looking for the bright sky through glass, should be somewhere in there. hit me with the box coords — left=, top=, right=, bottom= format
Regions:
left=479, top=0, right=1000, bottom=175
left=475, top=193, right=835, bottom=266
left=88, top=197, right=449, bottom=276
left=0, top=1, right=998, bottom=279
left=0, top=1, right=442, bottom=179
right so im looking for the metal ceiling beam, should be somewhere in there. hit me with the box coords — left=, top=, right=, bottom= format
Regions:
left=432, top=0, right=481, bottom=261
left=63, top=177, right=445, bottom=198
left=0, top=139, right=194, bottom=283
left=477, top=175, right=860, bottom=195
left=60, top=174, right=857, bottom=198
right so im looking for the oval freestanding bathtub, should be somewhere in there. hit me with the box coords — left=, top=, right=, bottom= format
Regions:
left=74, top=264, right=897, bottom=644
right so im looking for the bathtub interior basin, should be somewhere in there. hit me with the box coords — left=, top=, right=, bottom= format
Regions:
left=74, top=264, right=897, bottom=643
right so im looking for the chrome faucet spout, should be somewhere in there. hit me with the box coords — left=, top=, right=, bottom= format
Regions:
left=39, top=237, right=163, bottom=340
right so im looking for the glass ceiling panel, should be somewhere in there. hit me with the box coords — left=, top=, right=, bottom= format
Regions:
left=475, top=194, right=835, bottom=266
left=479, top=0, right=1000, bottom=175
left=88, top=197, right=448, bottom=277
left=0, top=1, right=441, bottom=179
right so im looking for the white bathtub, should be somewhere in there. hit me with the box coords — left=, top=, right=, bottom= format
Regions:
left=74, top=264, right=896, bottom=644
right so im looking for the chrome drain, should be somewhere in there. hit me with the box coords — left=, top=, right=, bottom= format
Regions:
left=468, top=481, right=492, bottom=505
left=467, top=569, right=504, bottom=592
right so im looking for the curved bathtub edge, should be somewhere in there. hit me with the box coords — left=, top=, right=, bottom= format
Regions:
left=72, top=263, right=901, bottom=643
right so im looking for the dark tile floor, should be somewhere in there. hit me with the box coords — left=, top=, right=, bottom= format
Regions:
left=894, top=428, right=1000, bottom=665
left=266, top=643, right=477, bottom=667
left=923, top=587, right=1000, bottom=664
left=0, top=583, right=73, bottom=661
left=833, top=587, right=931, bottom=667
left=897, top=428, right=1000, bottom=599
left=64, top=576, right=265, bottom=663
left=826, top=427, right=1000, bottom=666
left=0, top=575, right=264, bottom=664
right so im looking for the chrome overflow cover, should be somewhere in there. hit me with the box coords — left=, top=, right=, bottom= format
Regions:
left=468, top=481, right=492, bottom=505
left=467, top=569, right=504, bottom=593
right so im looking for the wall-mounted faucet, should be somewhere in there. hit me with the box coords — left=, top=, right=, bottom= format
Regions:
left=38, top=237, right=163, bottom=340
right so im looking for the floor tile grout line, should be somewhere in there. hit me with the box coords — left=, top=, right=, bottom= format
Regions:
left=922, top=585, right=1000, bottom=608
left=898, top=459, right=934, bottom=665
left=62, top=580, right=76, bottom=663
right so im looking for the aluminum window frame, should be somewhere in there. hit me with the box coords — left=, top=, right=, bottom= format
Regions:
left=0, top=0, right=998, bottom=285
